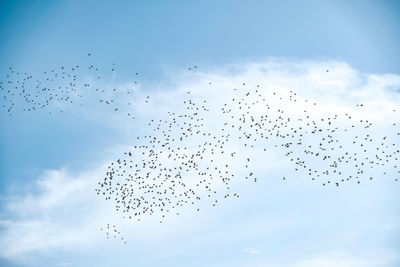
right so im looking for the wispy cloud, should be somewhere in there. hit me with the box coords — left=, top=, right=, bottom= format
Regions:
left=1, top=59, right=399, bottom=266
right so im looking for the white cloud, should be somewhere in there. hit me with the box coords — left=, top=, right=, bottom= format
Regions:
left=289, top=250, right=400, bottom=267
left=1, top=59, right=399, bottom=266
left=0, top=167, right=105, bottom=262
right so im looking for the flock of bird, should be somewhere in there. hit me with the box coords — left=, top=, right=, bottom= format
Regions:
left=94, top=69, right=399, bottom=240
left=1, top=57, right=399, bottom=243
left=0, top=53, right=141, bottom=117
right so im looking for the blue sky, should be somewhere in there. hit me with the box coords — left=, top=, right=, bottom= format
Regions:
left=0, top=1, right=400, bottom=266
left=1, top=0, right=400, bottom=191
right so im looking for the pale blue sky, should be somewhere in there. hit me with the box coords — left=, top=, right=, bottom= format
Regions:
left=0, top=1, right=400, bottom=266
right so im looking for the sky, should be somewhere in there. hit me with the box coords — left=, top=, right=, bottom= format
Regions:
left=0, top=1, right=400, bottom=266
